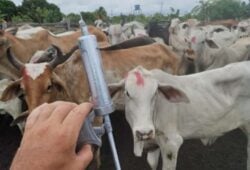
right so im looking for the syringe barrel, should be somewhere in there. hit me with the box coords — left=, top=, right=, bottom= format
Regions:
left=78, top=35, right=114, bottom=115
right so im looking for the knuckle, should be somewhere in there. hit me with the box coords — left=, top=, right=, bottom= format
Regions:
left=71, top=108, right=81, bottom=116
left=53, top=101, right=77, bottom=111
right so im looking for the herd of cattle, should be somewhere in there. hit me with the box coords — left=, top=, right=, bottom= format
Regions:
left=1, top=17, right=250, bottom=170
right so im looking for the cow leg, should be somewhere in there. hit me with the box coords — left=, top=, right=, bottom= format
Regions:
left=147, top=148, right=160, bottom=170
left=157, top=134, right=183, bottom=170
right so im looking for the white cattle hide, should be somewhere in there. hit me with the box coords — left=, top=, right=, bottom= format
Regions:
left=236, top=19, right=250, bottom=38
left=194, top=36, right=250, bottom=72
left=109, top=63, right=250, bottom=170
left=209, top=30, right=238, bottom=47
left=122, top=21, right=147, bottom=39
left=15, top=27, right=46, bottom=39
left=56, top=31, right=76, bottom=37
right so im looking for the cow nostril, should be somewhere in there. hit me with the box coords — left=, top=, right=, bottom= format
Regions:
left=136, top=130, right=142, bottom=140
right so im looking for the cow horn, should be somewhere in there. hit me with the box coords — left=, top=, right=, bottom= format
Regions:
left=48, top=44, right=78, bottom=69
left=6, top=47, right=25, bottom=71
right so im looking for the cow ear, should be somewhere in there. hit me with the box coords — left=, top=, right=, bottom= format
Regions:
left=108, top=80, right=124, bottom=98
left=51, top=73, right=71, bottom=100
left=11, top=111, right=29, bottom=126
left=205, top=39, right=219, bottom=49
left=1, top=79, right=22, bottom=101
left=158, top=84, right=189, bottom=103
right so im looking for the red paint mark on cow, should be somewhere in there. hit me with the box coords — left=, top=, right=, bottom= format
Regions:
left=21, top=68, right=31, bottom=89
left=22, top=68, right=29, bottom=80
left=191, top=36, right=196, bottom=44
left=134, top=71, right=144, bottom=86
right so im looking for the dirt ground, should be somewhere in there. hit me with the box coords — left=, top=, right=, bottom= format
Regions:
left=0, top=111, right=247, bottom=170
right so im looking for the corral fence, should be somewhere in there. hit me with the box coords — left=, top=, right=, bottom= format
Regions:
left=4, top=21, right=80, bottom=34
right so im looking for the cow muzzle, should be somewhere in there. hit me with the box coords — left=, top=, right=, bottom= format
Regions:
left=136, top=129, right=154, bottom=141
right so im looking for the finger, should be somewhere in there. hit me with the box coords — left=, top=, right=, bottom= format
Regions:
left=48, top=102, right=77, bottom=123
left=26, top=102, right=71, bottom=128
left=25, top=103, right=49, bottom=129
left=62, top=103, right=93, bottom=141
left=76, top=144, right=94, bottom=169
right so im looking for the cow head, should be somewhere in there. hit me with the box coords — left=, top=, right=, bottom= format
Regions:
left=107, top=24, right=127, bottom=45
left=0, top=30, right=10, bottom=59
left=1, top=45, right=77, bottom=113
left=109, top=67, right=157, bottom=156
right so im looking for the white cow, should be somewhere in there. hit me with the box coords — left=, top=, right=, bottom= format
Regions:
left=107, top=21, right=147, bottom=45
left=107, top=24, right=127, bottom=44
left=0, top=79, right=22, bottom=129
left=109, top=63, right=250, bottom=170
left=203, top=25, right=238, bottom=47
left=188, top=35, right=250, bottom=72
left=187, top=24, right=237, bottom=49
left=122, top=21, right=147, bottom=39
left=235, top=19, right=250, bottom=38
left=168, top=18, right=199, bottom=49
left=169, top=18, right=190, bottom=52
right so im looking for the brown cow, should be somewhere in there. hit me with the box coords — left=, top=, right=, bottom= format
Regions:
left=1, top=43, right=178, bottom=112
left=0, top=26, right=108, bottom=79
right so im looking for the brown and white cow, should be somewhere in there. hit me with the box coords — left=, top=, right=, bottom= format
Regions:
left=1, top=42, right=180, bottom=113
left=0, top=26, right=108, bottom=80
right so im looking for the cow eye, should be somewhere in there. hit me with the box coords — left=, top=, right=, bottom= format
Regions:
left=125, top=91, right=131, bottom=98
left=18, top=91, right=26, bottom=98
left=47, top=84, right=52, bottom=92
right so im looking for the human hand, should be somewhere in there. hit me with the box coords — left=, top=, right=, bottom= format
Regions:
left=10, top=101, right=94, bottom=170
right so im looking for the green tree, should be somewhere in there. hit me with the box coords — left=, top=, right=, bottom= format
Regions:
left=240, top=0, right=250, bottom=19
left=66, top=13, right=80, bottom=24
left=191, top=0, right=246, bottom=21
left=0, top=0, right=17, bottom=21
left=150, top=13, right=167, bottom=22
left=80, top=11, right=96, bottom=24
left=94, top=6, right=107, bottom=20
left=12, top=14, right=32, bottom=23
left=20, top=0, right=62, bottom=23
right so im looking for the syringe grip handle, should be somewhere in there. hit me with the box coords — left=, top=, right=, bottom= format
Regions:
left=76, top=111, right=102, bottom=152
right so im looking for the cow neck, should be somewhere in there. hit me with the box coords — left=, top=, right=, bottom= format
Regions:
left=53, top=52, right=90, bottom=103
left=0, top=58, right=20, bottom=79
left=52, top=51, right=78, bottom=85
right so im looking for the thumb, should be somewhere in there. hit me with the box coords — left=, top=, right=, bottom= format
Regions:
left=76, top=144, right=94, bottom=169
